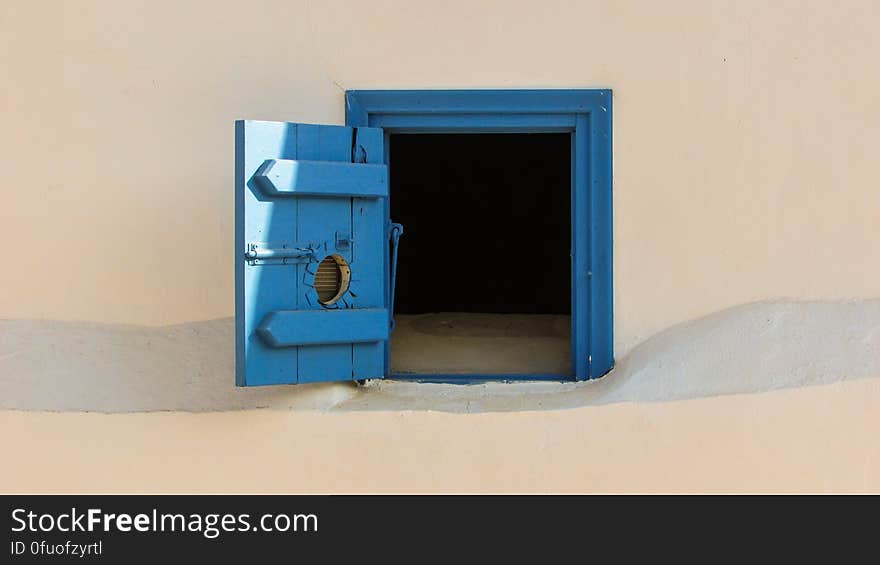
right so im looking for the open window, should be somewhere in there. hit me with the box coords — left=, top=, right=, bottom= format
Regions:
left=235, top=90, right=613, bottom=386
left=389, top=133, right=571, bottom=376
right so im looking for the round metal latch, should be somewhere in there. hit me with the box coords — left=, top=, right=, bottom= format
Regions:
left=315, top=254, right=351, bottom=306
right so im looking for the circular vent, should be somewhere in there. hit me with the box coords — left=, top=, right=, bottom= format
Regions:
left=315, top=254, right=351, bottom=306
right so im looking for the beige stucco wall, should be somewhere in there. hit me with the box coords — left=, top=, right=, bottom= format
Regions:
left=3, top=0, right=879, bottom=354
left=3, top=377, right=880, bottom=493
left=2, top=2, right=880, bottom=493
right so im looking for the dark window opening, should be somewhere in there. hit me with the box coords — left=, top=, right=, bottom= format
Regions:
left=389, top=133, right=572, bottom=375
left=390, top=133, right=570, bottom=315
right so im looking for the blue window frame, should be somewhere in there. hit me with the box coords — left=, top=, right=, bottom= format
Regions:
left=345, top=89, right=613, bottom=382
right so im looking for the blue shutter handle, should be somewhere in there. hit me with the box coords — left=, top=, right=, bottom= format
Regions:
left=389, top=222, right=404, bottom=332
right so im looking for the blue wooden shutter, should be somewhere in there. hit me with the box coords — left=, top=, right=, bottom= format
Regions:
left=235, top=120, right=388, bottom=386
